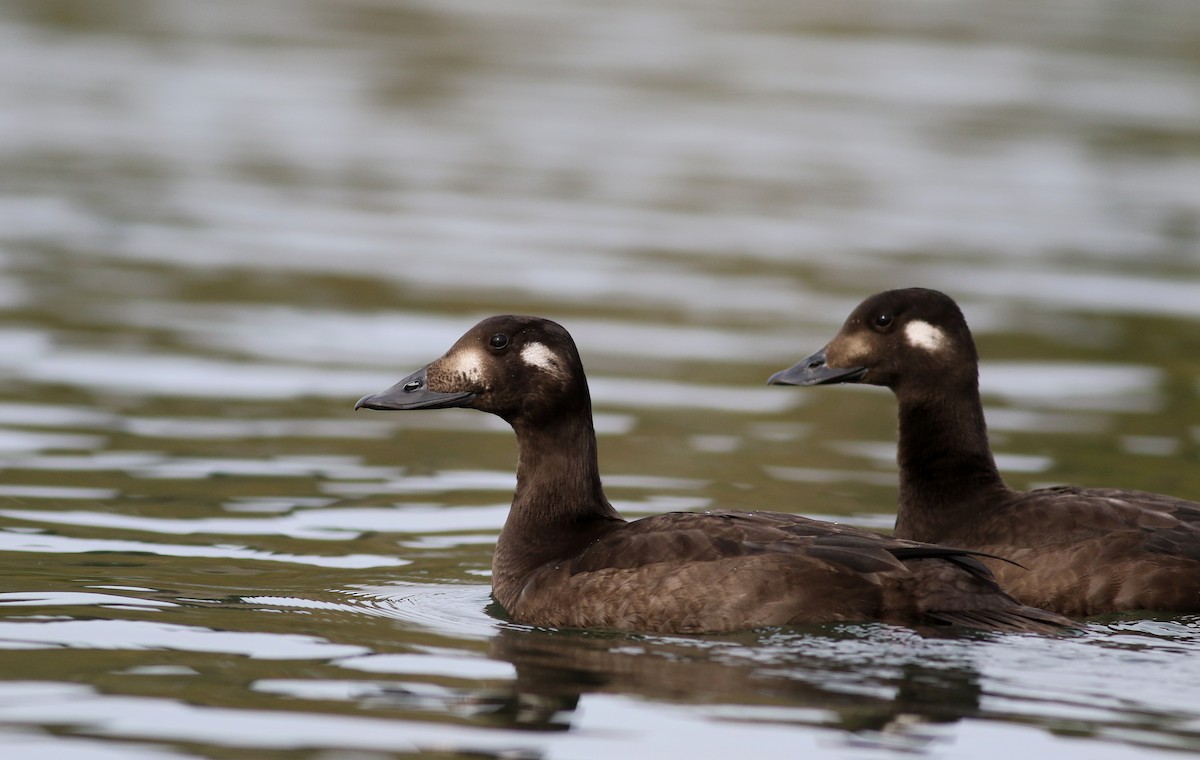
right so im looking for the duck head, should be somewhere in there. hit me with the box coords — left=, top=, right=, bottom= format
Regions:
left=355, top=315, right=588, bottom=425
left=769, top=288, right=979, bottom=394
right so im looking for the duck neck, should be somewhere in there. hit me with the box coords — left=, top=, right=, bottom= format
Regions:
left=893, top=382, right=1013, bottom=542
left=491, top=407, right=623, bottom=607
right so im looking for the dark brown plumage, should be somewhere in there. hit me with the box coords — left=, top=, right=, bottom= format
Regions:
left=357, top=314, right=1069, bottom=634
left=769, top=287, right=1200, bottom=616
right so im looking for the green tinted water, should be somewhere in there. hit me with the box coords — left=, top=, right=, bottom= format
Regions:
left=1, top=1, right=1198, bottom=757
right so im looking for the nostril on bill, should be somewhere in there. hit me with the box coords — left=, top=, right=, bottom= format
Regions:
left=404, top=380, right=423, bottom=392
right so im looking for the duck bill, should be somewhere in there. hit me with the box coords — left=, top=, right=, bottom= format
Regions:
left=355, top=367, right=475, bottom=411
left=768, top=347, right=868, bottom=386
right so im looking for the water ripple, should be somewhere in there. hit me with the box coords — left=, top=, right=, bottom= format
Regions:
left=2, top=504, right=507, bottom=538
left=337, top=583, right=502, bottom=641
left=0, top=529, right=404, bottom=569
left=0, top=619, right=367, bottom=659
left=0, top=592, right=176, bottom=610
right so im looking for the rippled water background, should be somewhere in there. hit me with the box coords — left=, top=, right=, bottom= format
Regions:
left=1, top=1, right=1199, bottom=757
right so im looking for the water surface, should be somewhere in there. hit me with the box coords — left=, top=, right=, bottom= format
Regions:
left=1, top=0, right=1199, bottom=757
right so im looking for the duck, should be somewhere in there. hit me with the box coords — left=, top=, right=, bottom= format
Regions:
left=768, top=287, right=1200, bottom=616
left=356, top=314, right=1069, bottom=634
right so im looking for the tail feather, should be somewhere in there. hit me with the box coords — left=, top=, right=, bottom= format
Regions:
left=889, top=545, right=1029, bottom=573
left=929, top=604, right=1075, bottom=634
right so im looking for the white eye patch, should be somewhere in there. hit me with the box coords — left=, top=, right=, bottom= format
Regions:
left=904, top=320, right=947, bottom=352
left=521, top=342, right=563, bottom=377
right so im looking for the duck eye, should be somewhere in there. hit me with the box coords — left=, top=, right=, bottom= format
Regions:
left=489, top=333, right=509, bottom=350
left=872, top=314, right=894, bottom=330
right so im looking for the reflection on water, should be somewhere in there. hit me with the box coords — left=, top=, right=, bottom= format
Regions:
left=1, top=0, right=1199, bottom=757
